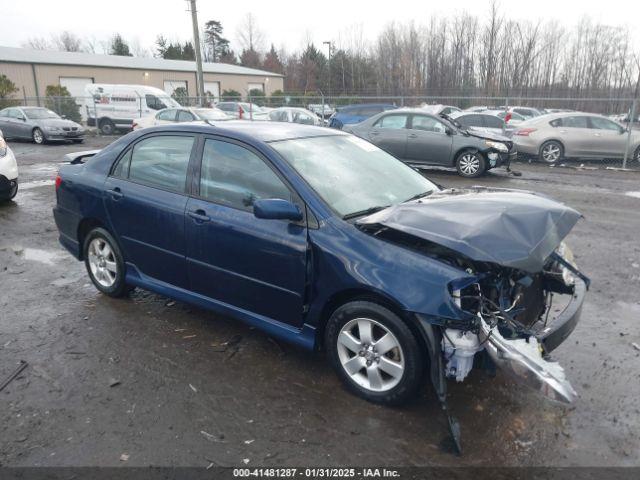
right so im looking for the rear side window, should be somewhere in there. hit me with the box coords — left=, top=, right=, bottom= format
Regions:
left=562, top=116, right=588, bottom=128
left=146, top=95, right=167, bottom=111
left=374, top=114, right=407, bottom=129
left=199, top=139, right=291, bottom=211
left=157, top=109, right=176, bottom=121
left=483, top=115, right=504, bottom=129
left=177, top=110, right=195, bottom=122
left=550, top=118, right=562, bottom=127
left=457, top=115, right=483, bottom=128
left=118, top=135, right=194, bottom=193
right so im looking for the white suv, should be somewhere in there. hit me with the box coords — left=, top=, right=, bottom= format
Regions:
left=0, top=129, right=18, bottom=201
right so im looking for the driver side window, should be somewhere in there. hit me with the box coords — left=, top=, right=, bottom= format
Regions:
left=411, top=115, right=446, bottom=133
left=199, top=139, right=291, bottom=211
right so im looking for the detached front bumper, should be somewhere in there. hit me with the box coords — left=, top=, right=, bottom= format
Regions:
left=0, top=175, right=18, bottom=199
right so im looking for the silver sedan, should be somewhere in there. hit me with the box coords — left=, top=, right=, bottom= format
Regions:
left=513, top=112, right=640, bottom=163
left=0, top=106, right=85, bottom=144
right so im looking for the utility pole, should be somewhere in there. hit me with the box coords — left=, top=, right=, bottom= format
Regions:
left=188, top=0, right=205, bottom=106
left=622, top=62, right=640, bottom=169
left=323, top=41, right=332, bottom=101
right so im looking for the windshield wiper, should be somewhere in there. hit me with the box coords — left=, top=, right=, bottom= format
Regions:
left=403, top=190, right=433, bottom=203
left=342, top=205, right=390, bottom=220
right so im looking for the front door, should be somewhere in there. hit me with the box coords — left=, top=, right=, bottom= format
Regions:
left=405, top=114, right=454, bottom=165
left=587, top=116, right=628, bottom=158
left=366, top=113, right=408, bottom=158
left=104, top=134, right=196, bottom=288
left=186, top=137, right=308, bottom=326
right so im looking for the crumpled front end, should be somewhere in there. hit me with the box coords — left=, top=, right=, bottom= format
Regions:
left=357, top=187, right=589, bottom=404
left=442, top=243, right=587, bottom=403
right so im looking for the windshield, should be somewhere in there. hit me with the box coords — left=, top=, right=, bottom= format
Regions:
left=25, top=108, right=60, bottom=120
left=271, top=135, right=438, bottom=218
left=240, top=103, right=264, bottom=113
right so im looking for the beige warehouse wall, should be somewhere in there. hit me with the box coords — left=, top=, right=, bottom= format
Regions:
left=0, top=62, right=283, bottom=98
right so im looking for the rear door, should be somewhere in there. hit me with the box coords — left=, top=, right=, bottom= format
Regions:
left=587, top=116, right=627, bottom=158
left=367, top=113, right=408, bottom=158
left=104, top=134, right=196, bottom=288
left=405, top=114, right=454, bottom=165
left=185, top=137, right=308, bottom=326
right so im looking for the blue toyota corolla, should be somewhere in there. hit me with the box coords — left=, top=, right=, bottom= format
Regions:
left=53, top=121, right=588, bottom=447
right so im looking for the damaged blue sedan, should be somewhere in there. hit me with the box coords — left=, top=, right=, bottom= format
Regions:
left=53, top=122, right=588, bottom=450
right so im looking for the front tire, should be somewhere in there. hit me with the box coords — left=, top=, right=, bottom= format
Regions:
left=83, top=228, right=131, bottom=297
left=32, top=128, right=45, bottom=144
left=325, top=301, right=425, bottom=406
left=539, top=140, right=564, bottom=164
left=633, top=145, right=640, bottom=163
left=99, top=119, right=116, bottom=135
left=455, top=150, right=486, bottom=178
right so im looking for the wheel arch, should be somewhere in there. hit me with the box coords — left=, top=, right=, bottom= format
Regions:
left=77, top=218, right=108, bottom=260
left=315, top=287, right=428, bottom=355
left=539, top=138, right=565, bottom=156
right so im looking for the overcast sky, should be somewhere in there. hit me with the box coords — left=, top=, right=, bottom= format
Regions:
left=2, top=0, right=640, bottom=55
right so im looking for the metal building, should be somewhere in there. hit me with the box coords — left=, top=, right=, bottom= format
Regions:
left=0, top=46, right=284, bottom=101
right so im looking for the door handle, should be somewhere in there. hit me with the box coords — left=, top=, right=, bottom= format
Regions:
left=188, top=209, right=211, bottom=223
left=408, top=133, right=418, bottom=139
left=107, top=187, right=123, bottom=200
left=594, top=133, right=601, bottom=136
left=370, top=131, right=380, bottom=136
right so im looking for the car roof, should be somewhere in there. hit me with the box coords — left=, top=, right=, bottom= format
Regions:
left=145, top=121, right=345, bottom=143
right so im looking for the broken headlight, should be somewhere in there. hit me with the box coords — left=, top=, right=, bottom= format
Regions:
left=555, top=241, right=576, bottom=286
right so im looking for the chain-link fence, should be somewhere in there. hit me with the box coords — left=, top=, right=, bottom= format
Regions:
left=3, top=93, right=639, bottom=170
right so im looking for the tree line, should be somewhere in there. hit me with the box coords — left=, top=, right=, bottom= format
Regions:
left=22, top=5, right=640, bottom=109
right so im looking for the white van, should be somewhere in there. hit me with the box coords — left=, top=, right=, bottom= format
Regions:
left=84, top=84, right=181, bottom=134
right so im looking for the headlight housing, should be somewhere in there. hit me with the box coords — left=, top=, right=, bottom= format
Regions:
left=0, top=136, right=6, bottom=157
left=556, top=241, right=576, bottom=286
left=46, top=126, right=61, bottom=132
left=485, top=140, right=508, bottom=152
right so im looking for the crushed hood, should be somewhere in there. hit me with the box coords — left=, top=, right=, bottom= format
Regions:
left=357, top=187, right=582, bottom=273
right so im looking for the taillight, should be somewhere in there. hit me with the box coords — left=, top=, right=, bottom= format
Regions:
left=55, top=175, right=62, bottom=190
left=132, top=121, right=138, bottom=129
left=514, top=128, right=537, bottom=136
left=238, top=106, right=244, bottom=120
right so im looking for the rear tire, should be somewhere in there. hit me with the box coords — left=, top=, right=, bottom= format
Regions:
left=325, top=301, right=425, bottom=406
left=83, top=227, right=131, bottom=297
left=634, top=145, right=640, bottom=163
left=32, top=128, right=45, bottom=145
left=455, top=150, right=486, bottom=178
left=539, top=140, right=564, bottom=164
left=99, top=119, right=116, bottom=135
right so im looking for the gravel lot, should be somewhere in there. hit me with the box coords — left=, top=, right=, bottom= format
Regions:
left=1, top=135, right=639, bottom=467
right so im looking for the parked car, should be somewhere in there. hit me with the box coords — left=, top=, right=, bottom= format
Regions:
left=133, top=107, right=231, bottom=130
left=464, top=106, right=491, bottom=113
left=449, top=111, right=517, bottom=137
left=0, top=106, right=85, bottom=144
left=498, top=106, right=544, bottom=120
left=84, top=84, right=181, bottom=135
left=484, top=109, right=526, bottom=126
left=328, top=103, right=397, bottom=129
left=419, top=104, right=461, bottom=116
left=308, top=104, right=335, bottom=119
left=0, top=129, right=18, bottom=201
left=215, top=102, right=269, bottom=121
left=268, top=107, right=324, bottom=126
left=53, top=122, right=587, bottom=449
left=513, top=112, right=640, bottom=163
left=344, top=108, right=516, bottom=177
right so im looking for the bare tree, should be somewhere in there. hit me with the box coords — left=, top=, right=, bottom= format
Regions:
left=236, top=13, right=265, bottom=53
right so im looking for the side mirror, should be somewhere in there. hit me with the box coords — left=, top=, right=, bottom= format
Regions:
left=253, top=198, right=303, bottom=222
left=445, top=127, right=454, bottom=136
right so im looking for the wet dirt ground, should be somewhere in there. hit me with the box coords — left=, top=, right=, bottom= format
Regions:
left=1, top=136, right=639, bottom=467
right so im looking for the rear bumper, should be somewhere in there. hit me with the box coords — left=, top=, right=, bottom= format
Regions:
left=513, top=137, right=540, bottom=156
left=53, top=205, right=82, bottom=260
left=536, top=277, right=587, bottom=353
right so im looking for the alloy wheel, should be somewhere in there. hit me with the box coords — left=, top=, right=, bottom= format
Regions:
left=459, top=153, right=481, bottom=175
left=542, top=143, right=561, bottom=163
left=33, top=129, right=43, bottom=144
left=87, top=238, right=117, bottom=288
left=337, top=318, right=405, bottom=392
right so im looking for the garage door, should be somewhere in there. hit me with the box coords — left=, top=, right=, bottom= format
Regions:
left=204, top=81, right=220, bottom=101
left=163, top=80, right=188, bottom=95
left=60, top=77, right=94, bottom=120
left=60, top=77, right=94, bottom=99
